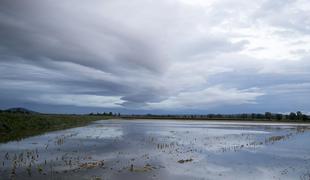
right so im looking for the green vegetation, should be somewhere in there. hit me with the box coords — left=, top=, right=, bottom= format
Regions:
left=0, top=111, right=111, bottom=143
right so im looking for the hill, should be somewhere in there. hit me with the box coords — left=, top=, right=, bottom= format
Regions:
left=3, top=107, right=38, bottom=114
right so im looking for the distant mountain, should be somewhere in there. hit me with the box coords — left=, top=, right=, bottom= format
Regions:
left=3, top=107, right=39, bottom=114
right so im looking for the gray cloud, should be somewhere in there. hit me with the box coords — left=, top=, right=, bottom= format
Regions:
left=0, top=0, right=309, bottom=113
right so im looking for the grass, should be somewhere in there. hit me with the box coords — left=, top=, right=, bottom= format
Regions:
left=0, top=112, right=111, bottom=143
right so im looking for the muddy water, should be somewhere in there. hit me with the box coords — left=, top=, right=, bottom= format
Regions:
left=0, top=120, right=310, bottom=180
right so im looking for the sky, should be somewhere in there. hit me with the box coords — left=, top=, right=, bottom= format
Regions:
left=0, top=0, right=310, bottom=114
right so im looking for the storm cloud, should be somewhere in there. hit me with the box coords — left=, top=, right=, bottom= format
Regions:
left=0, top=0, right=310, bottom=113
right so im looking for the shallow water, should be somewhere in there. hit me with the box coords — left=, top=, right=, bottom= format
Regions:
left=1, top=120, right=310, bottom=180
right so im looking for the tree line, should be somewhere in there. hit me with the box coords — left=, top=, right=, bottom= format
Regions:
left=124, top=111, right=309, bottom=121
left=1, top=108, right=309, bottom=122
left=89, top=112, right=121, bottom=116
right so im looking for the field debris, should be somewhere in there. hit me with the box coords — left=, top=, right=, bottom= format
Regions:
left=79, top=160, right=104, bottom=169
left=129, top=163, right=155, bottom=172
left=177, top=158, right=193, bottom=163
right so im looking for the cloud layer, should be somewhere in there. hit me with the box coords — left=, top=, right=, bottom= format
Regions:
left=0, top=0, right=310, bottom=113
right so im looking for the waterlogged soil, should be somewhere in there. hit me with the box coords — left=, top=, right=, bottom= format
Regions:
left=0, top=120, right=310, bottom=180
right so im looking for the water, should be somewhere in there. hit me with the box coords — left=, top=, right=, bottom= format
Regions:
left=0, top=120, right=310, bottom=180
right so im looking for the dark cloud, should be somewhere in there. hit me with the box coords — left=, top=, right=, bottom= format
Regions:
left=0, top=0, right=309, bottom=113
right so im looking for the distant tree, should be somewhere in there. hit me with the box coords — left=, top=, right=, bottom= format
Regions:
left=302, top=115, right=308, bottom=121
left=207, top=114, right=214, bottom=118
left=296, top=111, right=303, bottom=121
left=256, top=114, right=264, bottom=119
left=275, top=114, right=283, bottom=121
left=250, top=113, right=254, bottom=119
left=108, top=112, right=113, bottom=116
left=284, top=115, right=289, bottom=120
left=241, top=113, right=247, bottom=119
left=289, top=112, right=297, bottom=120
left=265, top=112, right=272, bottom=120
left=215, top=114, right=222, bottom=118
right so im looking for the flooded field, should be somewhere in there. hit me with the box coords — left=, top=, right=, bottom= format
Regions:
left=1, top=120, right=310, bottom=180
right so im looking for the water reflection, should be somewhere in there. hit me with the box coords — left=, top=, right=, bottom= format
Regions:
left=0, top=120, right=310, bottom=180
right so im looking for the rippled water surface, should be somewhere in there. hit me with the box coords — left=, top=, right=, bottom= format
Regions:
left=1, top=120, right=310, bottom=180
